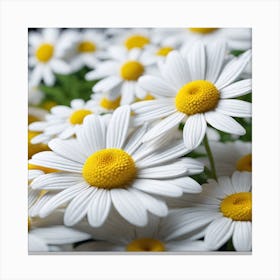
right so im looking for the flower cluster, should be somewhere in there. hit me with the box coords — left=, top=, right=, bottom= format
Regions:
left=28, top=28, right=252, bottom=253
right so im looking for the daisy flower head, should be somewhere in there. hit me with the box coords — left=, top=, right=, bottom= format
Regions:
left=168, top=28, right=252, bottom=51
left=167, top=171, right=252, bottom=251
left=28, top=98, right=108, bottom=144
left=28, top=211, right=90, bottom=252
left=85, top=46, right=155, bottom=105
left=198, top=140, right=252, bottom=176
left=29, top=106, right=204, bottom=227
left=75, top=212, right=207, bottom=252
left=29, top=28, right=72, bottom=86
left=134, top=41, right=252, bottom=151
left=63, top=29, right=108, bottom=72
left=90, top=92, right=121, bottom=112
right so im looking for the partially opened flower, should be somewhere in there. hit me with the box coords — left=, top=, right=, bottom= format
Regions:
left=85, top=47, right=155, bottom=105
left=29, top=99, right=109, bottom=144
left=134, top=41, right=252, bottom=150
left=75, top=212, right=207, bottom=252
left=165, top=171, right=252, bottom=251
left=29, top=28, right=72, bottom=86
left=29, top=106, right=203, bottom=227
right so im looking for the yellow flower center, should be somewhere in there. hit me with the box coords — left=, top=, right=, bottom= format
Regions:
left=28, top=131, right=50, bottom=159
left=120, top=60, right=144, bottom=81
left=28, top=163, right=58, bottom=173
left=69, top=109, right=93, bottom=125
left=28, top=115, right=40, bottom=125
left=236, top=154, right=252, bottom=172
left=126, top=238, right=165, bottom=252
left=220, top=192, right=252, bottom=221
left=35, top=43, right=54, bottom=62
left=100, top=97, right=121, bottom=110
left=124, top=35, right=150, bottom=50
left=175, top=80, right=220, bottom=115
left=77, top=41, right=96, bottom=53
left=156, top=46, right=174, bottom=57
left=189, top=28, right=218, bottom=34
left=82, top=148, right=137, bottom=189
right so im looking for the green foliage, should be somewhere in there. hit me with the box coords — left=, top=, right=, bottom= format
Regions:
left=39, top=67, right=98, bottom=106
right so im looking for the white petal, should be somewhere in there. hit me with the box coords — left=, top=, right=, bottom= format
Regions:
left=215, top=50, right=252, bottom=89
left=39, top=183, right=89, bottom=218
left=183, top=114, right=207, bottom=150
left=128, top=188, right=168, bottom=217
left=31, top=172, right=83, bottom=190
left=50, top=59, right=71, bottom=74
left=31, top=226, right=91, bottom=245
left=137, top=159, right=189, bottom=179
left=51, top=105, right=72, bottom=116
left=106, top=105, right=131, bottom=148
left=132, top=100, right=176, bottom=126
left=138, top=75, right=177, bottom=98
left=132, top=179, right=183, bottom=197
left=48, top=139, right=87, bottom=163
left=110, top=188, right=148, bottom=226
left=217, top=176, right=235, bottom=196
left=162, top=51, right=191, bottom=89
left=166, top=240, right=208, bottom=252
left=216, top=99, right=252, bottom=117
left=70, top=99, right=85, bottom=109
left=205, top=40, right=227, bottom=83
left=142, top=112, right=185, bottom=142
left=172, top=177, right=202, bottom=193
left=93, top=76, right=122, bottom=92
left=42, top=66, right=55, bottom=86
left=128, top=48, right=142, bottom=60
left=85, top=62, right=119, bottom=80
left=29, top=151, right=83, bottom=172
left=87, top=189, right=112, bottom=227
left=188, top=41, right=206, bottom=80
left=232, top=222, right=252, bottom=251
left=204, top=217, right=234, bottom=250
left=120, top=82, right=136, bottom=105
left=205, top=111, right=245, bottom=135
left=29, top=234, right=48, bottom=252
left=135, top=140, right=189, bottom=168
left=124, top=123, right=148, bottom=155
left=29, top=65, right=43, bottom=86
left=231, top=171, right=252, bottom=193
left=76, top=115, right=106, bottom=156
left=64, top=188, right=95, bottom=226
left=220, top=79, right=252, bottom=99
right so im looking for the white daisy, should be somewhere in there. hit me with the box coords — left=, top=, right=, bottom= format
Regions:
left=85, top=46, right=155, bottom=105
left=63, top=29, right=108, bottom=71
left=167, top=28, right=252, bottom=51
left=29, top=211, right=90, bottom=252
left=29, top=28, right=72, bottom=86
left=28, top=98, right=108, bottom=144
left=75, top=212, right=207, bottom=252
left=166, top=171, right=252, bottom=251
left=134, top=41, right=252, bottom=150
left=198, top=141, right=252, bottom=176
left=29, top=106, right=203, bottom=227
left=90, top=92, right=121, bottom=112
left=28, top=85, right=44, bottom=105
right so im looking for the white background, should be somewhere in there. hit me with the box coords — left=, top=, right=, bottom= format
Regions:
left=0, top=0, right=280, bottom=279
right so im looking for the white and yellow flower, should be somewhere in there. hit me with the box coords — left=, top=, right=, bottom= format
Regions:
left=134, top=41, right=252, bottom=150
left=166, top=171, right=252, bottom=251
left=29, top=28, right=72, bottom=86
left=28, top=99, right=108, bottom=144
left=75, top=213, right=207, bottom=252
left=29, top=106, right=203, bottom=227
left=85, top=46, right=155, bottom=105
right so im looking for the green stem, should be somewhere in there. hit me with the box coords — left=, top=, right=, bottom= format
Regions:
left=203, top=134, right=218, bottom=181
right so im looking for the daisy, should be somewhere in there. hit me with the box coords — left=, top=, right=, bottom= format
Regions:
left=63, top=29, right=108, bottom=71
left=75, top=212, right=207, bottom=252
left=29, top=28, right=72, bottom=86
left=90, top=92, right=121, bottom=112
left=134, top=41, right=252, bottom=150
left=29, top=106, right=203, bottom=227
left=198, top=141, right=252, bottom=176
left=166, top=171, right=252, bottom=251
left=85, top=46, right=155, bottom=105
left=28, top=211, right=91, bottom=252
left=28, top=85, right=44, bottom=106
left=167, top=28, right=252, bottom=51
left=28, top=98, right=109, bottom=144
